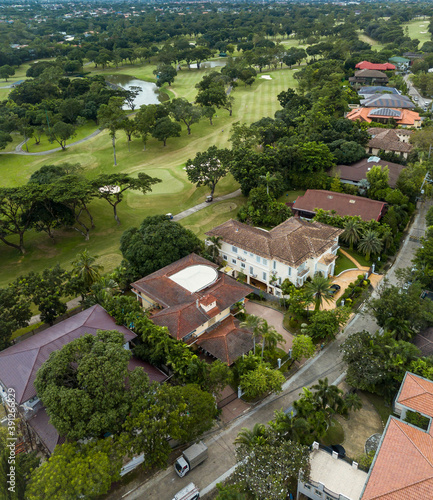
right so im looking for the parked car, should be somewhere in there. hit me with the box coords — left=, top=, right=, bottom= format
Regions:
left=329, top=284, right=341, bottom=296
left=205, top=195, right=213, bottom=203
left=166, top=213, right=174, bottom=220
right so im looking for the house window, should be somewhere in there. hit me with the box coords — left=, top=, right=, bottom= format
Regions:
left=231, top=258, right=237, bottom=265
left=275, top=290, right=280, bottom=297
left=240, top=262, right=246, bottom=269
left=223, top=254, right=228, bottom=261
left=249, top=252, right=253, bottom=257
left=263, top=258, right=268, bottom=265
left=278, top=277, right=282, bottom=285
left=315, top=490, right=322, bottom=497
left=262, top=272, right=267, bottom=281
left=288, top=267, right=291, bottom=276
left=273, top=261, right=277, bottom=270
left=304, top=484, right=311, bottom=490
left=232, top=246, right=238, bottom=254
left=249, top=266, right=254, bottom=275
left=243, top=250, right=248, bottom=255
left=256, top=255, right=260, bottom=263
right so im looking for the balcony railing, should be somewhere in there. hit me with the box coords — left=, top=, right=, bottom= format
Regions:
left=297, top=267, right=310, bottom=278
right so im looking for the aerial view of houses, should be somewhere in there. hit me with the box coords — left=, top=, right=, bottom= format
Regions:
left=0, top=1, right=433, bottom=499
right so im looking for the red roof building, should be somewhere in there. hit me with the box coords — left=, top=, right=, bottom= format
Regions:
left=356, top=61, right=396, bottom=71
left=292, top=190, right=387, bottom=222
left=361, top=372, right=433, bottom=499
left=131, top=253, right=253, bottom=364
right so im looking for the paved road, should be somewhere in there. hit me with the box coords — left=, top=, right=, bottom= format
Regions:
left=115, top=199, right=430, bottom=500
left=404, top=73, right=432, bottom=110
left=0, top=128, right=103, bottom=156
left=172, top=189, right=242, bottom=221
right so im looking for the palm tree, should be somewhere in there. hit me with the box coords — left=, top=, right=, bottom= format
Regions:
left=341, top=219, right=362, bottom=251
left=72, top=249, right=103, bottom=292
left=234, top=423, right=266, bottom=449
left=259, top=171, right=278, bottom=196
left=358, top=229, right=382, bottom=261
left=381, top=227, right=394, bottom=252
left=258, top=320, right=285, bottom=358
left=343, top=393, right=363, bottom=413
left=207, top=235, right=222, bottom=262
left=311, top=378, right=345, bottom=415
left=305, top=273, right=334, bottom=311
left=240, top=314, right=264, bottom=355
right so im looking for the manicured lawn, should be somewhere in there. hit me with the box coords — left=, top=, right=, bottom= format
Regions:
left=23, top=121, right=99, bottom=153
left=180, top=195, right=247, bottom=240
left=334, top=250, right=357, bottom=276
left=341, top=247, right=371, bottom=268
left=277, top=189, right=305, bottom=204
left=320, top=418, right=345, bottom=446
left=357, top=32, right=385, bottom=52
left=403, top=18, right=432, bottom=48
left=0, top=61, right=300, bottom=287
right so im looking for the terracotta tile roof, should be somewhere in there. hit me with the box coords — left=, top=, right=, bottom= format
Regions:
left=362, top=419, right=433, bottom=499
left=396, top=373, right=433, bottom=418
left=346, top=107, right=420, bottom=127
left=206, top=218, right=342, bottom=268
left=195, top=316, right=254, bottom=365
left=356, top=61, right=396, bottom=71
left=0, top=305, right=136, bottom=404
left=293, top=190, right=386, bottom=222
left=367, top=128, right=414, bottom=153
left=362, top=373, right=433, bottom=499
left=333, top=158, right=406, bottom=188
left=132, top=254, right=251, bottom=340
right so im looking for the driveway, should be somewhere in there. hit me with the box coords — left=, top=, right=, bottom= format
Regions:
left=245, top=301, right=293, bottom=351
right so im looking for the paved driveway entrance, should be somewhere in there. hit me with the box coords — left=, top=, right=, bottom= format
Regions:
left=245, top=301, right=293, bottom=351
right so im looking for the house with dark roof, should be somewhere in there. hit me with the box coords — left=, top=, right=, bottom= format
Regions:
left=331, top=157, right=406, bottom=189
left=358, top=86, right=400, bottom=98
left=349, top=69, right=389, bottom=86
left=292, top=190, right=386, bottom=222
left=205, top=218, right=342, bottom=291
left=360, top=93, right=415, bottom=109
left=361, top=372, right=433, bottom=499
left=131, top=253, right=253, bottom=365
left=367, top=127, right=414, bottom=159
left=355, top=61, right=396, bottom=71
left=0, top=305, right=166, bottom=455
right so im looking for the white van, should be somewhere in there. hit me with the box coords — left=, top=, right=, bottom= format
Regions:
left=172, top=482, right=200, bottom=500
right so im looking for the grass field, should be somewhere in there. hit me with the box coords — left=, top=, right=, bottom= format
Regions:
left=357, top=33, right=385, bottom=52
left=0, top=61, right=299, bottom=287
left=403, top=18, right=432, bottom=49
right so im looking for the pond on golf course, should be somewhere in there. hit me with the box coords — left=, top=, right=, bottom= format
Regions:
left=104, top=74, right=163, bottom=109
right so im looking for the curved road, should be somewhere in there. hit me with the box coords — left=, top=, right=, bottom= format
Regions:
left=0, top=127, right=103, bottom=156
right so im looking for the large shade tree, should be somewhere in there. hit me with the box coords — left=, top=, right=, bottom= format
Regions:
left=93, top=173, right=161, bottom=224
left=186, top=146, right=232, bottom=197
left=120, top=214, right=203, bottom=280
left=34, top=330, right=150, bottom=440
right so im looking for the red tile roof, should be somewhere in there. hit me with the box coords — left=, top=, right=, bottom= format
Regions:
left=362, top=373, right=433, bottom=499
left=206, top=218, right=342, bottom=268
left=132, top=254, right=251, bottom=340
left=356, top=61, right=396, bottom=71
left=293, top=190, right=386, bottom=221
left=0, top=305, right=136, bottom=404
left=195, top=316, right=254, bottom=365
left=396, top=373, right=433, bottom=420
